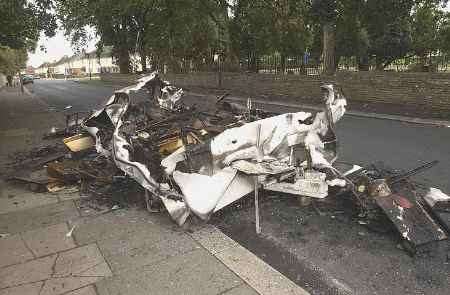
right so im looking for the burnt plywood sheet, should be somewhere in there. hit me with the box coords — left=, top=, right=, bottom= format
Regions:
left=374, top=186, right=447, bottom=246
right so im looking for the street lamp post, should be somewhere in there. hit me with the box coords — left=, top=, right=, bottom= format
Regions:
left=83, top=49, right=92, bottom=80
left=88, top=53, right=92, bottom=80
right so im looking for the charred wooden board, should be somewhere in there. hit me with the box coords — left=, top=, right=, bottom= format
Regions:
left=374, top=185, right=447, bottom=246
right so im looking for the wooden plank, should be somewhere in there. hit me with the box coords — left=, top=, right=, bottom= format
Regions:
left=374, top=185, right=447, bottom=246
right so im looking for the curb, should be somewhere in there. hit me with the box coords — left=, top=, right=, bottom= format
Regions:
left=187, top=91, right=450, bottom=128
left=22, top=84, right=52, bottom=109
left=189, top=225, right=310, bottom=295
left=226, top=96, right=450, bottom=128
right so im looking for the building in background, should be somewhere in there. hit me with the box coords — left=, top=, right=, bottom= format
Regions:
left=34, top=46, right=123, bottom=78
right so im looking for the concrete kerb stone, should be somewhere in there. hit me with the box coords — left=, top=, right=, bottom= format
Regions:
left=22, top=85, right=52, bottom=110
left=188, top=224, right=310, bottom=295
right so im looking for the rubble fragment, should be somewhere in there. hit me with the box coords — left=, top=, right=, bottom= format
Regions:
left=63, top=134, right=95, bottom=153
left=425, top=188, right=450, bottom=212
left=344, top=161, right=447, bottom=248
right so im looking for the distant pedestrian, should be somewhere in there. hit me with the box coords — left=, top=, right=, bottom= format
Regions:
left=19, top=75, right=24, bottom=93
left=6, top=75, right=12, bottom=87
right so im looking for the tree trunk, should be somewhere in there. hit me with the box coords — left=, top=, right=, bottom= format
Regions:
left=281, top=53, right=286, bottom=74
left=249, top=52, right=258, bottom=73
left=334, top=55, right=341, bottom=70
left=375, top=56, right=384, bottom=71
left=358, top=54, right=369, bottom=71
left=323, top=23, right=336, bottom=75
left=140, top=49, right=147, bottom=73
left=118, top=47, right=130, bottom=74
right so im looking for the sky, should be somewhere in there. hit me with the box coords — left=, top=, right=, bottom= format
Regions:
left=27, top=29, right=98, bottom=68
left=27, top=3, right=450, bottom=68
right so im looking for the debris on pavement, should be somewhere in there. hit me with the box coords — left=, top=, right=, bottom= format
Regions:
left=43, top=111, right=89, bottom=139
left=66, top=225, right=76, bottom=237
left=425, top=188, right=450, bottom=212
left=4, top=72, right=448, bottom=254
left=343, top=161, right=447, bottom=251
left=424, top=188, right=450, bottom=233
left=8, top=173, right=49, bottom=192
left=63, top=133, right=95, bottom=153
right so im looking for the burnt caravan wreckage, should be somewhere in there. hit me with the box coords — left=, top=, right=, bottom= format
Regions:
left=83, top=73, right=346, bottom=223
left=82, top=73, right=448, bottom=251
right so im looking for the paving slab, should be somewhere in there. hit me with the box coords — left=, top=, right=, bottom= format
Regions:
left=53, top=243, right=112, bottom=277
left=223, top=284, right=260, bottom=295
left=98, top=225, right=199, bottom=273
left=0, top=200, right=79, bottom=235
left=0, top=183, right=58, bottom=215
left=72, top=208, right=176, bottom=245
left=65, top=285, right=97, bottom=295
left=41, top=276, right=102, bottom=295
left=0, top=254, right=56, bottom=289
left=0, top=282, right=43, bottom=295
left=21, top=223, right=76, bottom=257
left=0, top=234, right=34, bottom=268
left=38, top=243, right=111, bottom=295
left=216, top=244, right=309, bottom=295
left=95, top=248, right=242, bottom=295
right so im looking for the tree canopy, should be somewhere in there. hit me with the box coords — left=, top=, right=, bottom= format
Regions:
left=0, top=0, right=57, bottom=75
left=54, top=0, right=450, bottom=74
left=0, top=0, right=57, bottom=51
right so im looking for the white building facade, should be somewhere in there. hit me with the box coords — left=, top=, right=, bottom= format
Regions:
left=36, top=49, right=122, bottom=78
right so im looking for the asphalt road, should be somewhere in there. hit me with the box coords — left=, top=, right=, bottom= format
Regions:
left=29, top=79, right=450, bottom=295
left=27, top=79, right=120, bottom=112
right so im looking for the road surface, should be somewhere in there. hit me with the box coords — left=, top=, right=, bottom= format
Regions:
left=27, top=79, right=120, bottom=112
left=28, top=79, right=450, bottom=295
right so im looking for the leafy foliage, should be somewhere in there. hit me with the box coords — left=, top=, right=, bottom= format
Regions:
left=439, top=13, right=450, bottom=54
left=55, top=0, right=450, bottom=73
left=0, top=0, right=57, bottom=51
left=411, top=3, right=446, bottom=57
left=0, top=47, right=27, bottom=75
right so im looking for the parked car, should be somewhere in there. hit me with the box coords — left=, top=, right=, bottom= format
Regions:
left=22, top=75, right=34, bottom=84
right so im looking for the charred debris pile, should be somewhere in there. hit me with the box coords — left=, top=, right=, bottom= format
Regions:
left=5, top=73, right=449, bottom=254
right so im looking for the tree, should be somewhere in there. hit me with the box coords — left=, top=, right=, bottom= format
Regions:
left=411, top=2, right=450, bottom=71
left=0, top=0, right=57, bottom=51
left=140, top=0, right=218, bottom=73
left=362, top=0, right=449, bottom=70
left=57, top=0, right=221, bottom=73
left=229, top=0, right=273, bottom=72
left=412, top=4, right=442, bottom=57
left=311, top=0, right=338, bottom=75
left=57, top=0, right=143, bottom=73
left=0, top=0, right=56, bottom=76
left=334, top=0, right=368, bottom=69
left=267, top=0, right=311, bottom=73
left=230, top=0, right=311, bottom=73
left=439, top=12, right=450, bottom=54
left=0, top=47, right=27, bottom=75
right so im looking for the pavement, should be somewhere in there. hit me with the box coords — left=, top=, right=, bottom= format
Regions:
left=0, top=85, right=309, bottom=295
